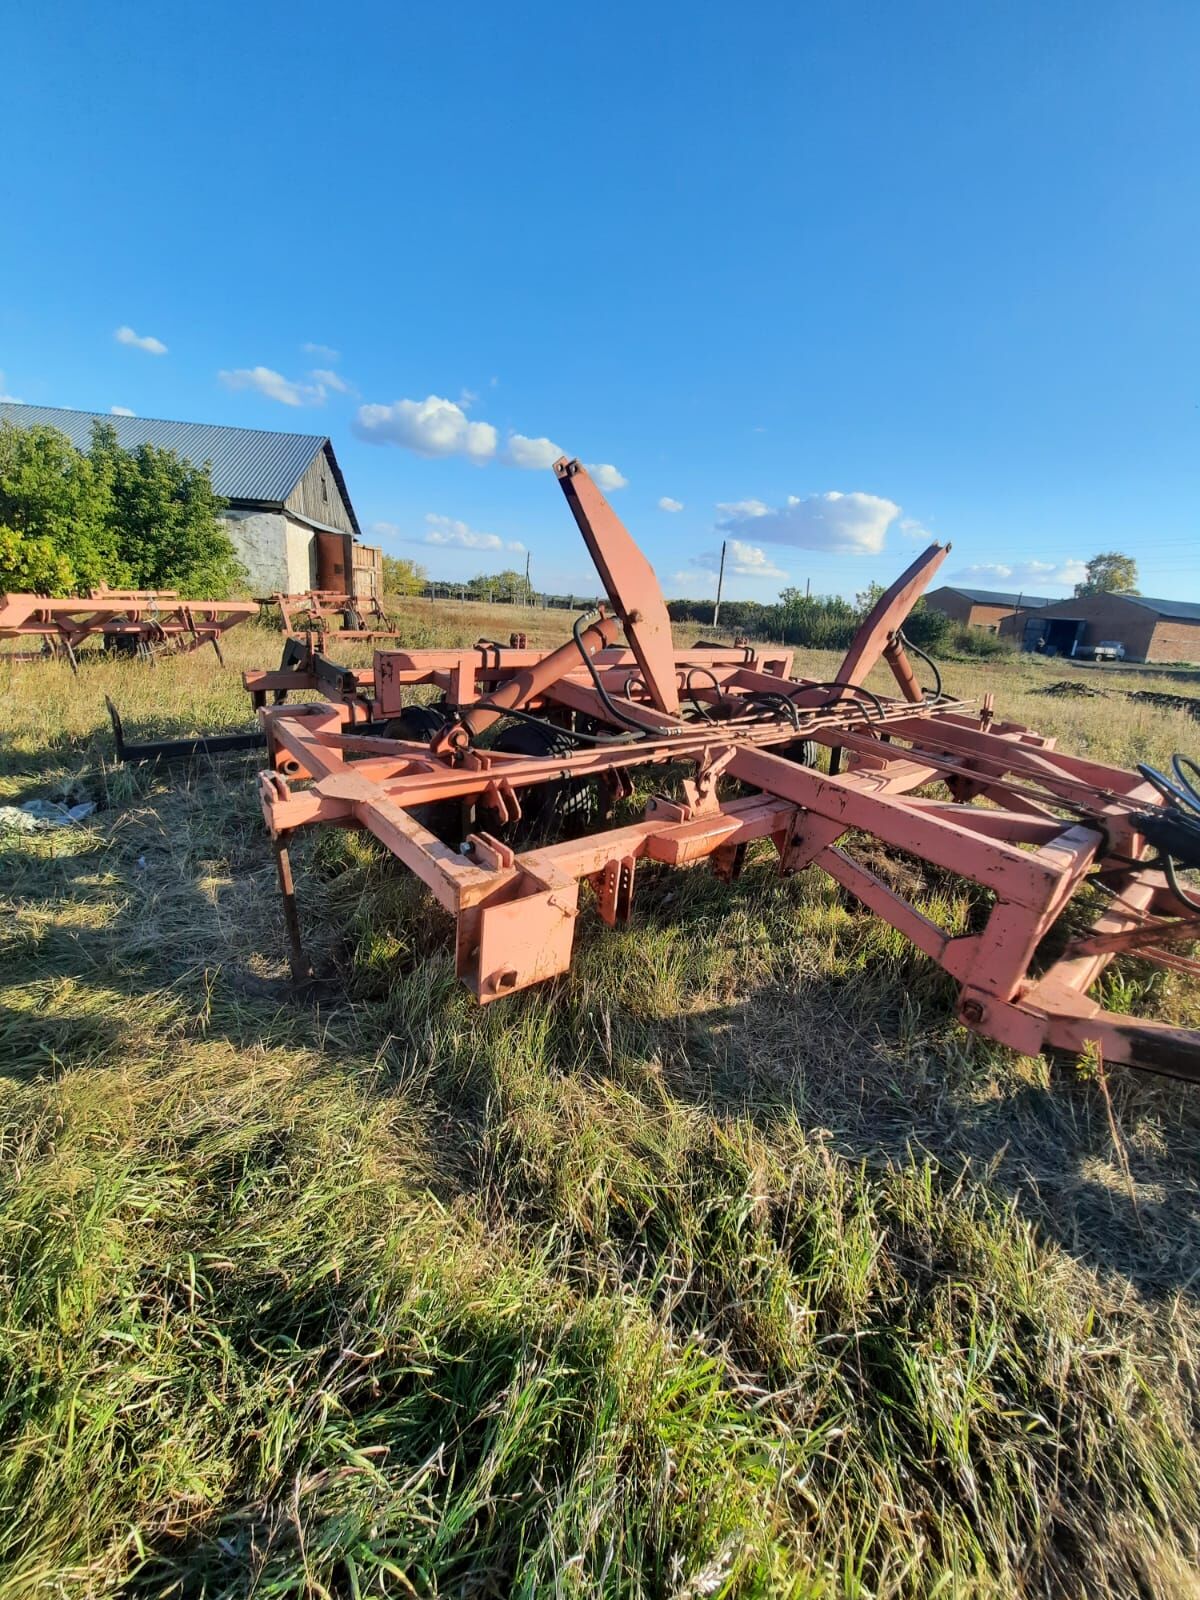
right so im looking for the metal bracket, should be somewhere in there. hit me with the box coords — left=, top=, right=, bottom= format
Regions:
left=465, top=832, right=516, bottom=871
left=597, top=854, right=637, bottom=926
left=481, top=777, right=523, bottom=827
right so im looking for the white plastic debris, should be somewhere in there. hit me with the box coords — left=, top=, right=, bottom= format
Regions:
left=0, top=799, right=98, bottom=833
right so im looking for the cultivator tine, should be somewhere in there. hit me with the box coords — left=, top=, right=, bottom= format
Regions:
left=104, top=696, right=129, bottom=762
left=272, top=838, right=314, bottom=984
left=105, top=692, right=266, bottom=764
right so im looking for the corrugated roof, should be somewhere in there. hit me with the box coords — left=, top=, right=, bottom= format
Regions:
left=936, top=587, right=1058, bottom=608
left=0, top=401, right=327, bottom=509
left=1123, top=595, right=1200, bottom=622
left=1033, top=593, right=1200, bottom=622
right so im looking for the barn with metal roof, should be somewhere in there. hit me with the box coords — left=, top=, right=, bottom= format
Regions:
left=0, top=402, right=380, bottom=599
left=998, top=590, right=1200, bottom=662
left=924, top=584, right=1056, bottom=632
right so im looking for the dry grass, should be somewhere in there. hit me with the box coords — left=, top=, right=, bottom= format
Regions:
left=1, top=611, right=1200, bottom=1597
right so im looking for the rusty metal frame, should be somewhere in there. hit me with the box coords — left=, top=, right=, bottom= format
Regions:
left=250, top=462, right=1200, bottom=1083
left=0, top=589, right=258, bottom=666
left=269, top=590, right=402, bottom=642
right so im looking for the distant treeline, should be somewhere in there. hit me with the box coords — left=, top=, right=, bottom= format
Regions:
left=665, top=589, right=955, bottom=652
left=401, top=565, right=1009, bottom=659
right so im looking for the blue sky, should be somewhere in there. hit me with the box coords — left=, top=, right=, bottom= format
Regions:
left=2, top=1, right=1197, bottom=602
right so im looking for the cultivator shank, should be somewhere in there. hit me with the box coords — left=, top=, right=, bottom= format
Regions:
left=253, top=461, right=1200, bottom=1081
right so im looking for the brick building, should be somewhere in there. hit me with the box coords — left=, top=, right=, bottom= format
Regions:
left=924, top=585, right=1055, bottom=632
left=998, top=593, right=1200, bottom=663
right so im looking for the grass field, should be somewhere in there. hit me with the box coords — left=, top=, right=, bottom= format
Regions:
left=2, top=603, right=1200, bottom=1597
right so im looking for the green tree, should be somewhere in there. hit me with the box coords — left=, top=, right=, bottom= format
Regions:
left=466, top=568, right=533, bottom=604
left=382, top=554, right=427, bottom=595
left=89, top=422, right=244, bottom=594
left=1074, top=551, right=1139, bottom=597
left=855, top=581, right=886, bottom=614
left=0, top=422, right=121, bottom=592
left=0, top=421, right=246, bottom=597
left=0, top=525, right=76, bottom=595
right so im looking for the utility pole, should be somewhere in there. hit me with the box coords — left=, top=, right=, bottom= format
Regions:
left=524, top=549, right=531, bottom=608
left=806, top=576, right=811, bottom=599
left=712, top=540, right=727, bottom=628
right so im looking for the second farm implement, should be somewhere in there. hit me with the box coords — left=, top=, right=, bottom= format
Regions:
left=252, top=459, right=1200, bottom=1081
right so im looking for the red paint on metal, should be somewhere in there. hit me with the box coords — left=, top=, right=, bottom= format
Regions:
left=554, top=458, right=681, bottom=714
left=241, top=465, right=1199, bottom=1082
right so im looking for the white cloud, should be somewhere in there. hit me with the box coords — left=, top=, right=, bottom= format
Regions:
left=898, top=517, right=931, bottom=541
left=588, top=462, right=628, bottom=491
left=507, top=433, right=564, bottom=470
left=421, top=513, right=505, bottom=551
left=311, top=367, right=352, bottom=394
left=691, top=538, right=787, bottom=581
left=658, top=496, right=684, bottom=513
left=725, top=539, right=787, bottom=579
left=354, top=395, right=497, bottom=460
left=372, top=515, right=525, bottom=556
left=115, top=325, right=167, bottom=356
left=950, top=559, right=1087, bottom=590
left=717, top=490, right=900, bottom=555
left=219, top=366, right=325, bottom=407
left=110, top=406, right=136, bottom=416
left=716, top=498, right=771, bottom=520
left=302, top=342, right=340, bottom=362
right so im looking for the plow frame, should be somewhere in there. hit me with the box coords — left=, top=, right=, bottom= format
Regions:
left=233, top=459, right=1200, bottom=1082
left=0, top=589, right=259, bottom=667
left=257, top=687, right=1200, bottom=1080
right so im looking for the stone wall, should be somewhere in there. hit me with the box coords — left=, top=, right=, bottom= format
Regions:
left=221, top=510, right=315, bottom=596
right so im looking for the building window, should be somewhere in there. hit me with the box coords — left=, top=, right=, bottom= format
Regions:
left=321, top=476, right=328, bottom=502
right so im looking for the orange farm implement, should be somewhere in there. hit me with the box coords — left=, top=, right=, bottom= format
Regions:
left=266, top=590, right=401, bottom=642
left=0, top=589, right=259, bottom=667
left=248, top=460, right=1200, bottom=1081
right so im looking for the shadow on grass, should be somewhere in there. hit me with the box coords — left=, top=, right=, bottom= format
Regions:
left=665, top=980, right=1200, bottom=1301
left=4, top=775, right=1199, bottom=1304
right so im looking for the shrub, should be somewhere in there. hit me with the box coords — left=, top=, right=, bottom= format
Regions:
left=0, top=525, right=76, bottom=595
left=945, top=623, right=1015, bottom=658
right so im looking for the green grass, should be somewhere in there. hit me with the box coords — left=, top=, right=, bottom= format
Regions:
left=1, top=620, right=1200, bottom=1596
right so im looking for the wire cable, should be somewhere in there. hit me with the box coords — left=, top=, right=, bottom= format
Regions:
left=801, top=681, right=888, bottom=721
left=684, top=664, right=722, bottom=723
left=895, top=630, right=946, bottom=703
left=571, top=610, right=686, bottom=737
left=1136, top=757, right=1200, bottom=912
left=456, top=702, right=634, bottom=747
